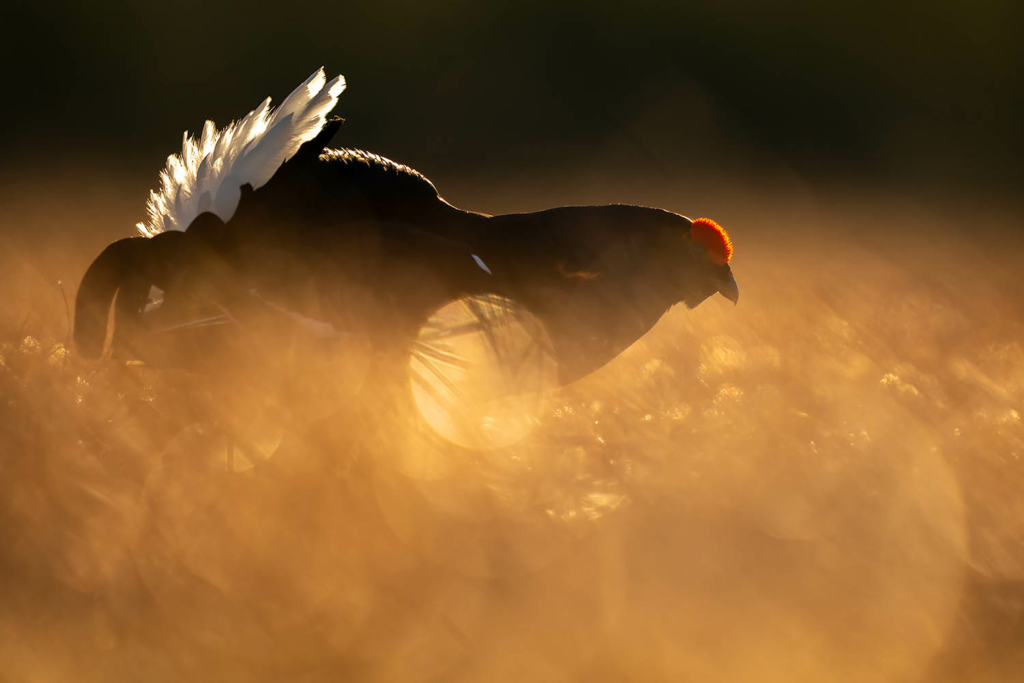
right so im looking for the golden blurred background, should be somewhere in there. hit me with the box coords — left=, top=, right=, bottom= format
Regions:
left=2, top=1, right=1023, bottom=681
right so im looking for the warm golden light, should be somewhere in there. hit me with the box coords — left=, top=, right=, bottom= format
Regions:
left=410, top=294, right=557, bottom=450
left=1, top=175, right=1021, bottom=682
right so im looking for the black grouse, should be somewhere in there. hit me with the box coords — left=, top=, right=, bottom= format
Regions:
left=75, top=68, right=739, bottom=407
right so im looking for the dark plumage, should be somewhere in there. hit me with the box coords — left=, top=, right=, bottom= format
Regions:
left=75, top=118, right=739, bottom=398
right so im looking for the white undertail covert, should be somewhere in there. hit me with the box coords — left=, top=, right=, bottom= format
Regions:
left=136, top=68, right=345, bottom=237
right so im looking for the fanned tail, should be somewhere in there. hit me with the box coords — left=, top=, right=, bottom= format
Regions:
left=136, top=68, right=346, bottom=237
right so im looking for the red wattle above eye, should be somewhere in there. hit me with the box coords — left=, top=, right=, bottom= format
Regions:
left=690, top=217, right=733, bottom=266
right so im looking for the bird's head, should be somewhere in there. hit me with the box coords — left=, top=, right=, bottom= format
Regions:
left=686, top=216, right=738, bottom=305
left=647, top=213, right=738, bottom=308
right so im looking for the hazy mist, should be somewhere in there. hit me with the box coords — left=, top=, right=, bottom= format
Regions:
left=2, top=1, right=1023, bottom=681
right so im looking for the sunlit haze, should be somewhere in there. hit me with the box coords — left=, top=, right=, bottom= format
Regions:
left=2, top=1, right=1023, bottom=679
left=1, top=168, right=1021, bottom=681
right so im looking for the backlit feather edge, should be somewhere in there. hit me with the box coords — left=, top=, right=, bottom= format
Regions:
left=136, top=68, right=346, bottom=237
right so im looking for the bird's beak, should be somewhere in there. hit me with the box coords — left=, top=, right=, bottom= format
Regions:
left=717, top=269, right=739, bottom=305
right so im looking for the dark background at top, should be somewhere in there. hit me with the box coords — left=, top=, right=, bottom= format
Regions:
left=3, top=0, right=1023, bottom=208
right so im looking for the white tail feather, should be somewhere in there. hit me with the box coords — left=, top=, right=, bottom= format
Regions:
left=136, top=68, right=346, bottom=237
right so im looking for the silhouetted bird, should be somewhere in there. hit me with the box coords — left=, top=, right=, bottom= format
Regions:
left=75, top=68, right=739, bottom=398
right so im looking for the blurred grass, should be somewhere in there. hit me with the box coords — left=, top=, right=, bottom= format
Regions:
left=1, top=176, right=1023, bottom=681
